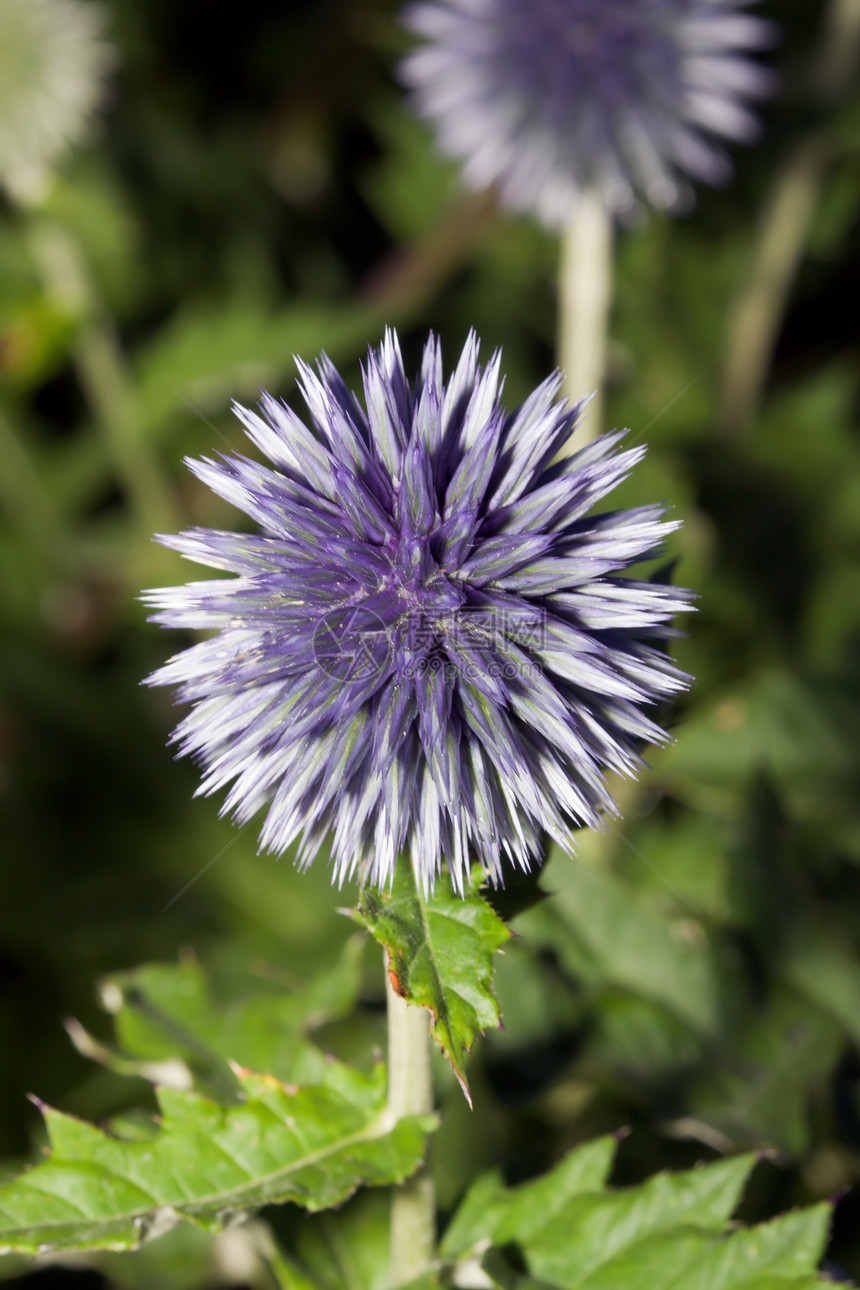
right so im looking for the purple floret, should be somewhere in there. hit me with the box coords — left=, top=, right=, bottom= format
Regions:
left=401, top=0, right=775, bottom=223
left=144, top=330, right=693, bottom=893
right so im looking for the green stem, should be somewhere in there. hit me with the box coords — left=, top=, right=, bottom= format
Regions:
left=719, top=0, right=860, bottom=436
left=27, top=218, right=175, bottom=533
left=558, top=187, right=613, bottom=448
left=0, top=405, right=72, bottom=569
left=718, top=134, right=829, bottom=435
left=360, top=189, right=496, bottom=311
left=386, top=961, right=435, bottom=1287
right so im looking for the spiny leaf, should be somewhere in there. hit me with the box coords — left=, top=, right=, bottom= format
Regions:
left=358, top=865, right=510, bottom=1102
left=523, top=1156, right=756, bottom=1286
left=441, top=1135, right=617, bottom=1258
left=569, top=1204, right=832, bottom=1290
left=0, top=1061, right=433, bottom=1255
left=444, top=1140, right=840, bottom=1290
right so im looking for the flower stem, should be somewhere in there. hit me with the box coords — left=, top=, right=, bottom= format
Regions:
left=0, top=405, right=72, bottom=570
left=719, top=0, right=860, bottom=436
left=27, top=217, right=175, bottom=534
left=558, top=188, right=613, bottom=448
left=386, top=961, right=435, bottom=1287
left=718, top=135, right=828, bottom=435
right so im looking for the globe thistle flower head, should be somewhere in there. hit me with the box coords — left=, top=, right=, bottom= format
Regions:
left=144, top=330, right=693, bottom=895
left=0, top=0, right=114, bottom=202
left=400, top=0, right=775, bottom=224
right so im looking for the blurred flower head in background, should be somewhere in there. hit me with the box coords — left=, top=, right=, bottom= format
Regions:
left=401, top=0, right=775, bottom=225
left=144, top=330, right=692, bottom=894
left=0, top=0, right=114, bottom=202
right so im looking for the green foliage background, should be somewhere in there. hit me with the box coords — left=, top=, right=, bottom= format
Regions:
left=1, top=0, right=859, bottom=1284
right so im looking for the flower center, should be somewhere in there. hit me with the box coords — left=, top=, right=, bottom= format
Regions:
left=494, top=0, right=682, bottom=125
left=347, top=532, right=465, bottom=675
left=392, top=532, right=464, bottom=610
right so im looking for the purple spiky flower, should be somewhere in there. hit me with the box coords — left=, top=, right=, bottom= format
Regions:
left=400, top=0, right=775, bottom=224
left=144, top=330, right=692, bottom=893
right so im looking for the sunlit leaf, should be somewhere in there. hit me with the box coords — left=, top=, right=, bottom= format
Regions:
left=440, top=1135, right=616, bottom=1258
left=0, top=1061, right=432, bottom=1255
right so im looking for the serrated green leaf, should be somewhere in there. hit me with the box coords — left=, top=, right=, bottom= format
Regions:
left=441, top=1136, right=616, bottom=1258
left=575, top=1203, right=831, bottom=1290
left=358, top=866, right=510, bottom=1101
left=673, top=1204, right=832, bottom=1289
left=517, top=1155, right=756, bottom=1286
left=572, top=1227, right=716, bottom=1290
left=0, top=1062, right=433, bottom=1255
left=448, top=1144, right=838, bottom=1290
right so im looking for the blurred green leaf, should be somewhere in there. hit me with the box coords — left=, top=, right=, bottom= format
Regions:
left=277, top=1190, right=391, bottom=1290
left=0, top=298, right=77, bottom=390
left=585, top=992, right=704, bottom=1082
left=523, top=851, right=729, bottom=1039
left=94, top=1221, right=256, bottom=1290
left=688, top=988, right=843, bottom=1154
left=41, top=162, right=143, bottom=316
left=69, top=936, right=365, bottom=1099
left=661, top=669, right=857, bottom=817
left=362, top=96, right=459, bottom=241
left=785, top=930, right=860, bottom=1049
left=134, top=298, right=388, bottom=438
left=613, top=811, right=733, bottom=922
